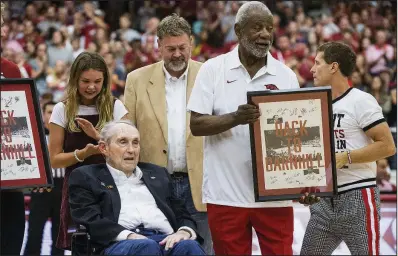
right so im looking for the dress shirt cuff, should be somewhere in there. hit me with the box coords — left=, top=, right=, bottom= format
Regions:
left=114, top=230, right=134, bottom=241
left=177, top=226, right=197, bottom=240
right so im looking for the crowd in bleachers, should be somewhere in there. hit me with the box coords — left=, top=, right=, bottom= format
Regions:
left=1, top=0, right=396, bottom=184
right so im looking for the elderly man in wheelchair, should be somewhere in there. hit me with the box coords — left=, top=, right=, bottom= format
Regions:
left=68, top=120, right=205, bottom=255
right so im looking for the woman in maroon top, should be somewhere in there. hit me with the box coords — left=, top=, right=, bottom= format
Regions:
left=48, top=52, right=128, bottom=249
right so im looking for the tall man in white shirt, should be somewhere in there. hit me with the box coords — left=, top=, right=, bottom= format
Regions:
left=301, top=42, right=396, bottom=255
left=123, top=14, right=213, bottom=254
left=68, top=120, right=205, bottom=255
left=187, top=2, right=304, bottom=255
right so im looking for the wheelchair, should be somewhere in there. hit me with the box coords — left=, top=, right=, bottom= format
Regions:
left=70, top=225, right=93, bottom=256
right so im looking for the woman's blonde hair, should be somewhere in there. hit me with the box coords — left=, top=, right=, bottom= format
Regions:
left=64, top=52, right=113, bottom=132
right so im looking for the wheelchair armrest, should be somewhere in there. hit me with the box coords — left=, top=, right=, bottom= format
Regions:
left=71, top=225, right=92, bottom=256
left=77, top=224, right=88, bottom=232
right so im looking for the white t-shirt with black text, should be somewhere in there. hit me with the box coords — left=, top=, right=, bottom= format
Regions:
left=332, top=88, right=385, bottom=193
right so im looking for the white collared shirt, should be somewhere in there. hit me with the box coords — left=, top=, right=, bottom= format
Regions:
left=107, top=164, right=196, bottom=241
left=187, top=45, right=300, bottom=208
left=163, top=65, right=189, bottom=173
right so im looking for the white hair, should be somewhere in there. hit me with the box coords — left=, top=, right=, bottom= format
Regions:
left=235, top=1, right=272, bottom=25
left=99, top=120, right=137, bottom=143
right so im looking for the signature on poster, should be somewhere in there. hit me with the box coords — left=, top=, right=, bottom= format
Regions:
left=1, top=96, right=19, bottom=108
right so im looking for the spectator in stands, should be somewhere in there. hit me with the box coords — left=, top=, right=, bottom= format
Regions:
left=355, top=53, right=368, bottom=78
left=81, top=1, right=109, bottom=49
left=71, top=37, right=84, bottom=60
left=387, top=86, right=397, bottom=127
left=25, top=40, right=36, bottom=60
left=271, top=35, right=293, bottom=63
left=37, top=5, right=61, bottom=35
left=94, top=27, right=109, bottom=47
left=123, top=38, right=148, bottom=73
left=14, top=49, right=32, bottom=78
left=376, top=158, right=396, bottom=192
left=110, top=40, right=127, bottom=71
left=111, top=13, right=141, bottom=43
left=321, top=15, right=339, bottom=41
left=365, top=29, right=394, bottom=75
left=18, top=19, right=44, bottom=49
left=57, top=6, right=70, bottom=26
left=221, top=1, right=240, bottom=44
left=47, top=30, right=73, bottom=68
left=104, top=52, right=125, bottom=97
left=40, top=92, right=54, bottom=109
left=351, top=70, right=367, bottom=92
left=46, top=60, right=68, bottom=102
left=87, top=41, right=98, bottom=53
left=141, top=17, right=159, bottom=49
left=350, top=12, right=365, bottom=34
left=203, top=2, right=225, bottom=51
left=369, top=76, right=392, bottom=116
left=287, top=20, right=306, bottom=45
left=99, top=42, right=111, bottom=57
left=68, top=12, right=85, bottom=46
left=144, top=34, right=161, bottom=60
left=23, top=3, right=39, bottom=25
left=137, top=1, right=156, bottom=32
left=285, top=56, right=306, bottom=87
left=28, top=43, right=49, bottom=96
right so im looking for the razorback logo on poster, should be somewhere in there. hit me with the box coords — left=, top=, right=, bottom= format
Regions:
left=0, top=79, right=52, bottom=189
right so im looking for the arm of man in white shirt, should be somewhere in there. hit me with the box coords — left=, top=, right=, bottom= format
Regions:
left=187, top=62, right=260, bottom=136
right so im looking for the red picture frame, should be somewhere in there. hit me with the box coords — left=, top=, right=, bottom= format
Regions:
left=1, top=78, right=53, bottom=189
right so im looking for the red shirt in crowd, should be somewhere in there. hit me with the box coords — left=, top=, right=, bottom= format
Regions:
left=1, top=57, right=22, bottom=78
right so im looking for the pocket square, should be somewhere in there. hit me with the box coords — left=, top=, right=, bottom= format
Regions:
left=150, top=176, right=156, bottom=179
left=100, top=182, right=106, bottom=187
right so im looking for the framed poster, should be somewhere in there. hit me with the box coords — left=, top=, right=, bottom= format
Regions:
left=247, top=87, right=337, bottom=202
left=1, top=78, right=53, bottom=189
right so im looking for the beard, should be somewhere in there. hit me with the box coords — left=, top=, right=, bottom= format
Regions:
left=165, top=58, right=188, bottom=72
left=240, top=35, right=269, bottom=58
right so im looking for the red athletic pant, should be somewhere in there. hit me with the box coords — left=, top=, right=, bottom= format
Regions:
left=207, top=204, right=294, bottom=255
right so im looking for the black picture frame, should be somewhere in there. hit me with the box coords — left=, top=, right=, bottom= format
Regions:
left=1, top=78, right=53, bottom=190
